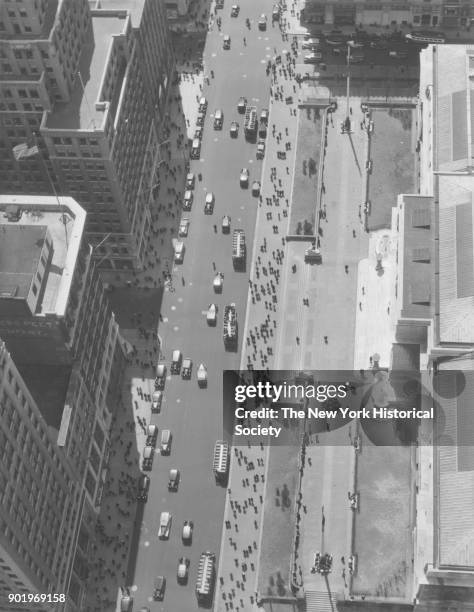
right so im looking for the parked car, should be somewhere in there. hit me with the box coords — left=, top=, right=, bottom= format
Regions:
left=205, top=192, right=215, bottom=214
left=198, top=96, right=207, bottom=112
left=183, top=190, right=193, bottom=210
left=223, top=35, right=231, bottom=49
left=120, top=596, right=133, bottom=612
left=168, top=468, right=180, bottom=491
left=194, top=127, right=203, bottom=140
left=240, top=168, right=249, bottom=187
left=186, top=172, right=195, bottom=189
left=182, top=520, right=193, bottom=543
left=237, top=96, right=247, bottom=113
left=191, top=138, right=201, bottom=159
left=304, top=53, right=322, bottom=63
left=196, top=112, right=205, bottom=126
left=182, top=358, right=192, bottom=378
left=155, top=363, right=166, bottom=390
left=137, top=474, right=150, bottom=501
left=173, top=240, right=185, bottom=264
left=214, top=109, right=223, bottom=129
left=171, top=349, right=182, bottom=374
left=152, top=390, right=163, bottom=412
left=146, top=425, right=158, bottom=447
left=158, top=511, right=172, bottom=539
left=259, top=108, right=269, bottom=125
left=256, top=140, right=265, bottom=159
left=142, top=446, right=154, bottom=471
left=177, top=557, right=190, bottom=583
left=178, top=217, right=190, bottom=237
left=302, top=41, right=320, bottom=50
left=230, top=121, right=239, bottom=137
left=153, top=576, right=166, bottom=601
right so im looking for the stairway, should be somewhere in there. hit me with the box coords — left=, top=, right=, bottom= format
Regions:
left=305, top=590, right=337, bottom=612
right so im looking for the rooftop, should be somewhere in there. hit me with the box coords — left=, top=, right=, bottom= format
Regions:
left=91, top=0, right=146, bottom=24
left=45, top=13, right=126, bottom=130
left=0, top=225, right=46, bottom=301
left=0, top=195, right=86, bottom=315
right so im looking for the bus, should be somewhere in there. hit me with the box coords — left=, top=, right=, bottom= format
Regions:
left=405, top=30, right=445, bottom=44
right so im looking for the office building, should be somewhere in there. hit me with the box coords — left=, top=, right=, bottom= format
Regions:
left=0, top=0, right=174, bottom=268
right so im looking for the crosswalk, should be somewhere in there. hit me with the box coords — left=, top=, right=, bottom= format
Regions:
left=305, top=589, right=338, bottom=612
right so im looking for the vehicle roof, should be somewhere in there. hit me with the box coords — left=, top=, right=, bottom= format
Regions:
left=143, top=446, right=153, bottom=458
left=160, top=511, right=170, bottom=521
left=170, top=468, right=179, bottom=478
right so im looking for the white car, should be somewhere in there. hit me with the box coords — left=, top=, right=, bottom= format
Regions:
left=304, top=52, right=323, bottom=63
left=179, top=217, right=190, bottom=237
left=223, top=35, right=231, bottom=49
left=258, top=13, right=267, bottom=30
left=158, top=512, right=172, bottom=539
left=191, top=138, right=201, bottom=159
left=199, top=96, right=207, bottom=112
left=222, top=215, right=231, bottom=233
left=182, top=520, right=193, bottom=542
left=186, top=172, right=195, bottom=189
left=230, top=121, right=239, bottom=137
left=231, top=4, right=239, bottom=16
left=302, top=41, right=320, bottom=50
left=183, top=190, right=193, bottom=210
left=237, top=96, right=247, bottom=113
left=205, top=192, right=215, bottom=214
left=151, top=390, right=162, bottom=413
left=240, top=168, right=249, bottom=187
left=177, top=557, right=189, bottom=583
left=174, top=240, right=185, bottom=263
left=252, top=180, right=261, bottom=196
left=207, top=303, right=217, bottom=325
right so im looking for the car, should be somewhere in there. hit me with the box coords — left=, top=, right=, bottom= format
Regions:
left=389, top=49, right=408, bottom=58
left=198, top=96, right=207, bottom=112
left=222, top=215, right=231, bottom=233
left=177, top=557, right=190, bottom=583
left=252, top=180, right=261, bottom=196
left=120, top=596, right=133, bottom=612
left=259, top=124, right=267, bottom=138
left=272, top=4, right=280, bottom=20
left=182, top=520, right=194, bottom=543
left=194, top=127, right=203, bottom=140
left=191, top=138, right=201, bottom=159
left=151, top=390, right=163, bottom=412
left=158, top=511, right=172, bottom=539
left=146, top=424, right=158, bottom=447
left=223, top=35, right=231, bottom=49
left=256, top=140, right=265, bottom=159
left=213, top=109, right=223, bottom=129
left=258, top=14, right=267, bottom=30
left=196, top=112, right=205, bottom=126
left=155, top=363, right=166, bottom=390
left=237, top=96, right=247, bottom=113
left=182, top=358, right=192, bottom=378
left=348, top=39, right=365, bottom=48
left=349, top=53, right=365, bottom=64
left=168, top=468, right=180, bottom=491
left=171, top=349, right=182, bottom=374
left=142, top=446, right=154, bottom=471
left=259, top=108, right=269, bottom=125
left=183, top=190, right=193, bottom=210
left=231, top=4, right=239, bottom=16
left=304, top=53, right=323, bottom=63
left=173, top=240, right=185, bottom=264
left=207, top=303, right=217, bottom=325
left=137, top=474, right=150, bottom=502
left=161, top=429, right=172, bottom=454
left=216, top=0, right=224, bottom=7
left=186, top=172, right=195, bottom=189
left=240, top=168, right=249, bottom=187
left=178, top=217, right=190, bottom=237
left=197, top=363, right=208, bottom=387
left=205, top=192, right=215, bottom=214
left=302, top=41, right=320, bottom=50
left=230, top=121, right=239, bottom=137
left=153, top=576, right=166, bottom=601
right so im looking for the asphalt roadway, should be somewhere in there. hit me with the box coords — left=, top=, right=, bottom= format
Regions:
left=129, top=2, right=279, bottom=610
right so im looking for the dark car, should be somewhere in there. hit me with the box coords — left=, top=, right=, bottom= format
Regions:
left=153, top=576, right=166, bottom=601
left=137, top=474, right=150, bottom=502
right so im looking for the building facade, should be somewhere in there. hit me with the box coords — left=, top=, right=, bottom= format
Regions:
left=0, top=0, right=174, bottom=269
left=0, top=194, right=126, bottom=610
left=302, top=0, right=471, bottom=28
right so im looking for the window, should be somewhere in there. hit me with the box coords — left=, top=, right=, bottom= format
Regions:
left=32, top=284, right=38, bottom=296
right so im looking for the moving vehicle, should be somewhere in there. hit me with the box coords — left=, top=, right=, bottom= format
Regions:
left=349, top=52, right=364, bottom=64
left=222, top=215, right=231, bottom=233
left=153, top=576, right=166, bottom=601
left=231, top=4, right=239, bottom=17
left=244, top=106, right=258, bottom=139
left=155, top=363, right=166, bottom=390
left=195, top=552, right=216, bottom=603
left=252, top=180, right=261, bottom=196
left=259, top=108, right=269, bottom=125
left=326, top=33, right=348, bottom=45
left=232, top=230, right=246, bottom=269
left=177, top=557, right=190, bottom=583
left=405, top=30, right=445, bottom=44
left=120, top=596, right=133, bottom=612
left=171, top=349, right=182, bottom=374
left=214, top=109, right=223, bottom=129
left=146, top=424, right=158, bottom=447
left=239, top=168, right=249, bottom=187
left=223, top=35, right=231, bottom=49
left=182, top=520, right=194, bottom=543
left=256, top=140, right=265, bottom=159
left=186, top=172, right=195, bottom=189
left=213, top=441, right=229, bottom=481
left=137, top=474, right=150, bottom=502
left=258, top=14, right=267, bottom=30
left=197, top=363, right=208, bottom=387
left=302, top=40, right=320, bottom=50
left=304, top=52, right=322, bottom=63
left=142, top=446, right=154, bottom=471
left=237, top=96, right=247, bottom=113
left=182, top=358, right=192, bottom=379
left=272, top=4, right=280, bottom=20
left=161, top=429, right=172, bottom=454
left=159, top=511, right=172, bottom=539
left=191, top=138, right=201, bottom=159
left=205, top=192, right=215, bottom=214
left=223, top=303, right=238, bottom=346
left=389, top=49, right=408, bottom=58
left=230, top=121, right=239, bottom=137
left=196, top=112, right=205, bottom=126
left=304, top=246, right=322, bottom=263
left=152, top=390, right=163, bottom=412
left=179, top=217, right=190, bottom=237
left=173, top=240, right=185, bottom=264
left=213, top=272, right=223, bottom=293
left=207, top=303, right=217, bottom=325
left=183, top=190, right=193, bottom=210
left=168, top=468, right=180, bottom=491
left=199, top=97, right=207, bottom=112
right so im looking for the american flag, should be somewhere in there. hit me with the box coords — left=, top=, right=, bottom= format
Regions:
left=12, top=143, right=39, bottom=161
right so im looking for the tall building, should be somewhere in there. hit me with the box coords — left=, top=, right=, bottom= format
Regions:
left=301, top=0, right=470, bottom=28
left=388, top=44, right=474, bottom=609
left=0, top=194, right=126, bottom=610
left=0, top=0, right=174, bottom=269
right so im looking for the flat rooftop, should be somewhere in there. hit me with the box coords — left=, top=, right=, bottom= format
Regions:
left=0, top=225, right=46, bottom=300
left=91, top=0, right=146, bottom=23
left=45, top=13, right=126, bottom=130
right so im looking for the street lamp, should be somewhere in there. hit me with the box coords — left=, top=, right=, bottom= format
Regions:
left=342, top=41, right=352, bottom=134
